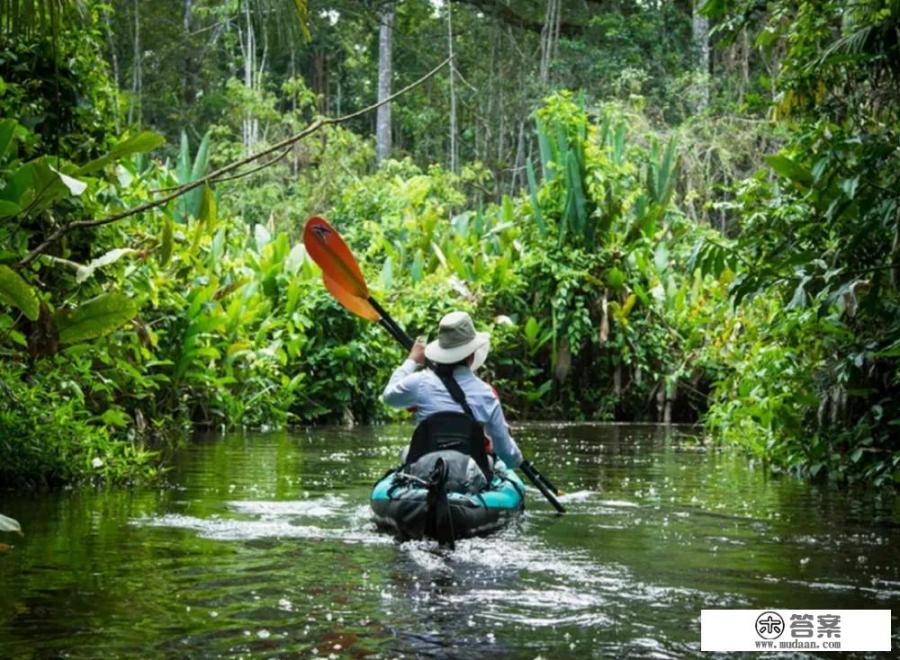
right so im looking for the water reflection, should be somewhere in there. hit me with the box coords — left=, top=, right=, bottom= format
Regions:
left=1, top=424, right=898, bottom=657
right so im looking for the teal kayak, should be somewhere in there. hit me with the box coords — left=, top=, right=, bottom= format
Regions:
left=370, top=458, right=526, bottom=542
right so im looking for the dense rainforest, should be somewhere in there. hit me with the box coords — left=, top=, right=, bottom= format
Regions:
left=0, top=0, right=897, bottom=488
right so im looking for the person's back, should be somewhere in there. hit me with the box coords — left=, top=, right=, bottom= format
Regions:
left=381, top=311, right=523, bottom=469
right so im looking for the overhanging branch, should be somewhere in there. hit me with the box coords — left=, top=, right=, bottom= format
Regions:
left=17, top=57, right=451, bottom=269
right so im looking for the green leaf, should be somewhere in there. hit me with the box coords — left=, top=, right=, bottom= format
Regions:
left=198, top=184, right=217, bottom=231
left=75, top=248, right=138, bottom=283
left=77, top=131, right=166, bottom=175
left=632, top=281, right=650, bottom=306
left=186, top=132, right=212, bottom=218
left=55, top=293, right=138, bottom=345
left=254, top=224, right=271, bottom=250
left=0, top=265, right=39, bottom=320
left=501, top=194, right=514, bottom=223
left=49, top=165, right=87, bottom=196
left=535, top=118, right=553, bottom=180
left=17, top=158, right=87, bottom=214
left=526, top=160, right=546, bottom=236
left=380, top=255, right=394, bottom=289
left=410, top=249, right=424, bottom=283
left=766, top=154, right=813, bottom=187
left=160, top=215, right=174, bottom=266
left=654, top=243, right=669, bottom=273
left=0, top=200, right=20, bottom=218
left=607, top=267, right=626, bottom=290
left=0, top=119, right=17, bottom=161
left=100, top=407, right=131, bottom=428
left=0, top=513, right=22, bottom=535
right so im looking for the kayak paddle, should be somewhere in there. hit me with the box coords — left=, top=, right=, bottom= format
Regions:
left=302, top=216, right=566, bottom=514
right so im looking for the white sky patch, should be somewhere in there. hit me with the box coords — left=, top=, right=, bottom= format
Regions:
left=430, top=0, right=445, bottom=17
left=319, top=9, right=340, bottom=26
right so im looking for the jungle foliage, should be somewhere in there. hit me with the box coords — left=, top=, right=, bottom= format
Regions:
left=0, top=0, right=897, bottom=487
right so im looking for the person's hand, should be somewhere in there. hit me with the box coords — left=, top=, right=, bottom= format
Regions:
left=409, top=339, right=426, bottom=365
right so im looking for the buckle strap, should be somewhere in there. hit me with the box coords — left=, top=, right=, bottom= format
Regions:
left=431, top=368, right=475, bottom=419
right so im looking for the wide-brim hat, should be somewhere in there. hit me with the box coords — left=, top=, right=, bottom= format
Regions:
left=425, top=311, right=490, bottom=365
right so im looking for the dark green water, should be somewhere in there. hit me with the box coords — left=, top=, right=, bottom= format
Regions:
left=1, top=424, right=898, bottom=658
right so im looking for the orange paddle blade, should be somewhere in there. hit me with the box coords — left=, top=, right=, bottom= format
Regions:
left=303, top=216, right=369, bottom=299
left=323, top=274, right=380, bottom=321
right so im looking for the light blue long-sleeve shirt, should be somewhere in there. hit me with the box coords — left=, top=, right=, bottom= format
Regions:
left=382, top=359, right=523, bottom=468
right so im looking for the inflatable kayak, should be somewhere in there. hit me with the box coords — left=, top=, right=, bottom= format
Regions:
left=371, top=458, right=525, bottom=542
left=370, top=412, right=526, bottom=545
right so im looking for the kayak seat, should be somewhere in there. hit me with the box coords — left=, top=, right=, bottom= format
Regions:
left=406, top=411, right=492, bottom=480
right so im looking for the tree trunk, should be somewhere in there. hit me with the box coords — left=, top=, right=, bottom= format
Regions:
left=447, top=2, right=458, bottom=173
left=240, top=0, right=258, bottom=154
left=739, top=27, right=750, bottom=107
left=539, top=0, right=561, bottom=85
left=128, top=0, right=142, bottom=127
left=376, top=4, right=394, bottom=163
left=183, top=0, right=193, bottom=106
left=692, top=0, right=710, bottom=113
left=103, top=7, right=120, bottom=132
left=511, top=119, right=525, bottom=193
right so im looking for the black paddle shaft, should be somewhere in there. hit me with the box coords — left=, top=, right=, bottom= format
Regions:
left=520, top=461, right=566, bottom=514
left=367, top=294, right=566, bottom=515
left=368, top=297, right=415, bottom=349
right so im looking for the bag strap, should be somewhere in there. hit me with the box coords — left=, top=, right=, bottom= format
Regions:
left=431, top=367, right=476, bottom=419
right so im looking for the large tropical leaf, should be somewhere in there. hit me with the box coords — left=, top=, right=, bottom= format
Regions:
left=0, top=265, right=39, bottom=320
left=55, top=293, right=138, bottom=345
left=0, top=513, right=22, bottom=534
left=77, top=131, right=165, bottom=176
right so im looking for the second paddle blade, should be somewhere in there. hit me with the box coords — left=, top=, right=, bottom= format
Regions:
left=323, top=274, right=380, bottom=321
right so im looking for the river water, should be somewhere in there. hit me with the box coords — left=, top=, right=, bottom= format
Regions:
left=1, top=424, right=898, bottom=657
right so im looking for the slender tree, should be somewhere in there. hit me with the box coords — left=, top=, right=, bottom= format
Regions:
left=375, top=2, right=394, bottom=162
left=447, top=1, right=458, bottom=174
left=692, top=0, right=710, bottom=112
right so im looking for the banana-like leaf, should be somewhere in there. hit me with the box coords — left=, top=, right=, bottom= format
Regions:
left=0, top=265, right=39, bottom=320
left=566, top=150, right=588, bottom=237
left=536, top=118, right=553, bottom=181
left=55, top=293, right=138, bottom=345
left=526, top=161, right=546, bottom=236
left=184, top=132, right=212, bottom=219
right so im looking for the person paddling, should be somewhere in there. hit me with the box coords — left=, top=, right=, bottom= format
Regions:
left=382, top=311, right=523, bottom=469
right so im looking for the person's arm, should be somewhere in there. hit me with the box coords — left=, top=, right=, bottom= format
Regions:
left=484, top=399, right=523, bottom=468
left=382, top=340, right=426, bottom=409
